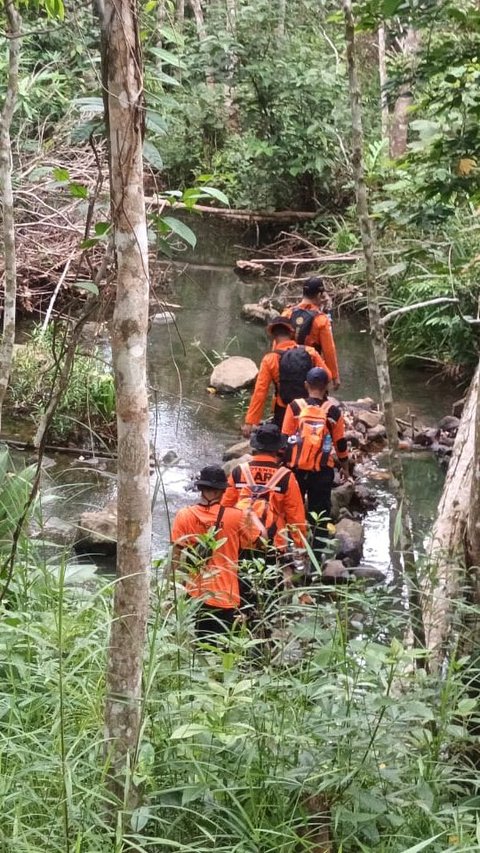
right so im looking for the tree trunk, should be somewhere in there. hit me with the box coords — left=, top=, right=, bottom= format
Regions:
left=389, top=26, right=420, bottom=159
left=424, top=364, right=480, bottom=659
left=343, top=0, right=425, bottom=651
left=102, top=0, right=152, bottom=801
left=176, top=0, right=185, bottom=24
left=277, top=0, right=286, bottom=39
left=0, top=0, right=21, bottom=433
left=378, top=25, right=389, bottom=142
left=224, top=0, right=239, bottom=131
left=466, top=362, right=480, bottom=605
left=188, top=0, right=215, bottom=86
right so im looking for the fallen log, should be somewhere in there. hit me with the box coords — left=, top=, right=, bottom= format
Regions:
left=145, top=199, right=318, bottom=223
left=237, top=253, right=361, bottom=266
left=0, top=434, right=117, bottom=458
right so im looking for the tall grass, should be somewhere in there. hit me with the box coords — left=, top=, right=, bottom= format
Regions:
left=1, top=548, right=480, bottom=852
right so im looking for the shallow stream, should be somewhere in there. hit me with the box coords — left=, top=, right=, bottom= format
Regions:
left=20, top=220, right=459, bottom=574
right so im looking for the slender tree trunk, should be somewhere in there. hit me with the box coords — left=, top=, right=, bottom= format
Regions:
left=176, top=0, right=184, bottom=24
left=424, top=364, right=480, bottom=661
left=102, top=0, right=152, bottom=800
left=343, top=0, right=425, bottom=651
left=0, top=0, right=21, bottom=432
left=188, top=0, right=215, bottom=86
left=224, top=0, right=239, bottom=131
left=378, top=25, right=389, bottom=142
left=390, top=26, right=419, bottom=159
left=277, top=0, right=286, bottom=39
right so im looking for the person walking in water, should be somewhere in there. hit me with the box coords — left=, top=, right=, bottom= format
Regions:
left=282, top=276, right=340, bottom=389
left=170, top=465, right=257, bottom=641
left=222, top=423, right=307, bottom=604
left=282, top=367, right=350, bottom=567
left=241, top=317, right=331, bottom=437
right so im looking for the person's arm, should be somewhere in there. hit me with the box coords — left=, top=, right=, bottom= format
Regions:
left=221, top=471, right=239, bottom=507
left=243, top=354, right=274, bottom=430
left=328, top=406, right=350, bottom=477
left=281, top=472, right=307, bottom=549
left=309, top=348, right=332, bottom=383
left=314, top=315, right=340, bottom=386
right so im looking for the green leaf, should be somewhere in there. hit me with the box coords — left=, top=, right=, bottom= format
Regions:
left=162, top=216, right=197, bottom=248
left=149, top=47, right=186, bottom=69
left=69, top=183, right=88, bottom=199
left=52, top=167, right=69, bottom=182
left=131, top=806, right=151, bottom=832
left=199, top=186, right=230, bottom=207
left=143, top=140, right=164, bottom=171
left=146, top=110, right=167, bottom=135
left=398, top=835, right=444, bottom=853
left=382, top=0, right=403, bottom=16
left=73, top=97, right=104, bottom=114
left=94, top=221, right=111, bottom=237
left=71, top=281, right=99, bottom=296
left=456, top=697, right=477, bottom=716
left=170, top=723, right=209, bottom=740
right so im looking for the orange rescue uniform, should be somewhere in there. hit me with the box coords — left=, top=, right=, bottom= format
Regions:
left=282, top=302, right=340, bottom=383
left=171, top=503, right=256, bottom=609
left=222, top=453, right=307, bottom=550
left=245, top=340, right=332, bottom=427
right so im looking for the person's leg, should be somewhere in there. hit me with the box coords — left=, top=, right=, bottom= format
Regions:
left=195, top=603, right=235, bottom=644
left=305, top=468, right=334, bottom=565
left=273, top=402, right=287, bottom=429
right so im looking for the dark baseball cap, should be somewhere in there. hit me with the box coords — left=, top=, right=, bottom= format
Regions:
left=194, top=465, right=228, bottom=490
left=266, top=316, right=295, bottom=336
left=306, top=367, right=330, bottom=386
left=251, top=422, right=287, bottom=452
left=303, top=276, right=325, bottom=297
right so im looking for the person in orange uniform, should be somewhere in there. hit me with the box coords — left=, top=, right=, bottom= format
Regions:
left=282, top=367, right=349, bottom=565
left=282, top=277, right=340, bottom=389
left=170, top=465, right=257, bottom=640
left=241, top=317, right=332, bottom=437
left=222, top=423, right=307, bottom=589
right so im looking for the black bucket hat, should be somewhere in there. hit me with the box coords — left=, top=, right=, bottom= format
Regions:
left=303, top=276, right=325, bottom=297
left=194, top=465, right=228, bottom=490
left=251, top=423, right=287, bottom=452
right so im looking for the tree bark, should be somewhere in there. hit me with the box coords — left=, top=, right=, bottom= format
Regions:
left=0, top=0, right=21, bottom=433
left=424, top=364, right=480, bottom=659
left=466, top=362, right=480, bottom=604
left=343, top=0, right=425, bottom=651
left=176, top=0, right=185, bottom=24
left=102, top=0, right=152, bottom=801
left=188, top=0, right=215, bottom=86
left=224, top=0, right=240, bottom=131
left=378, top=25, right=389, bottom=142
left=389, top=26, right=420, bottom=159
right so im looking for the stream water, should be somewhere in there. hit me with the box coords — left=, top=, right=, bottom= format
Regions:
left=27, top=220, right=459, bottom=575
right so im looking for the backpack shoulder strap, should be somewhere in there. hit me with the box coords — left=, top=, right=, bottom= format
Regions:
left=265, top=465, right=290, bottom=491
left=239, top=461, right=256, bottom=488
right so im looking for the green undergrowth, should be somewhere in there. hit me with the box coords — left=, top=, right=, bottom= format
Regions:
left=7, top=325, right=116, bottom=448
left=1, top=552, right=480, bottom=852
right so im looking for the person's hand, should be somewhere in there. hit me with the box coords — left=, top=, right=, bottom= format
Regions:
left=241, top=423, right=253, bottom=438
left=332, top=380, right=341, bottom=391
left=339, top=468, right=354, bottom=484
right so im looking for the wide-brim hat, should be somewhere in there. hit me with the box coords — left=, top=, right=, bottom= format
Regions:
left=194, top=465, right=228, bottom=490
left=251, top=423, right=288, bottom=452
left=266, top=316, right=295, bottom=336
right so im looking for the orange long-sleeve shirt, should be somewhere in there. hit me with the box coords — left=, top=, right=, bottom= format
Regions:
left=282, top=302, right=340, bottom=382
left=171, top=502, right=258, bottom=608
left=222, top=453, right=307, bottom=549
left=282, top=396, right=349, bottom=469
left=245, top=340, right=332, bottom=426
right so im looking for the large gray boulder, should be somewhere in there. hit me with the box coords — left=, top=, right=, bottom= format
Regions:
left=222, top=439, right=251, bottom=461
left=37, top=516, right=78, bottom=548
left=76, top=499, right=117, bottom=556
left=223, top=453, right=252, bottom=477
left=322, top=559, right=350, bottom=583
left=330, top=482, right=355, bottom=521
left=349, top=565, right=385, bottom=584
left=210, top=357, right=258, bottom=394
left=333, top=518, right=364, bottom=565
left=355, top=409, right=383, bottom=430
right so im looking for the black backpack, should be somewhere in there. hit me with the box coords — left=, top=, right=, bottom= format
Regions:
left=275, top=346, right=313, bottom=405
left=289, top=307, right=318, bottom=344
